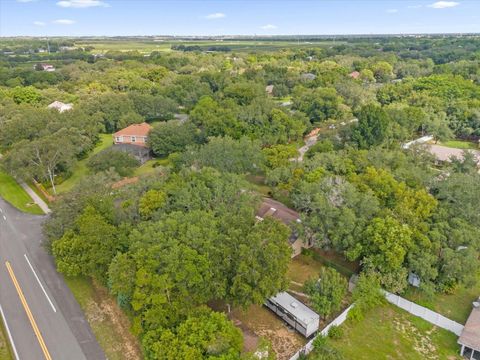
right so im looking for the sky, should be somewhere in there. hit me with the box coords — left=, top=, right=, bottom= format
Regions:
left=0, top=0, right=479, bottom=37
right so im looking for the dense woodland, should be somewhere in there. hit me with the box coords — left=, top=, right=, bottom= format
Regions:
left=1, top=36, right=479, bottom=359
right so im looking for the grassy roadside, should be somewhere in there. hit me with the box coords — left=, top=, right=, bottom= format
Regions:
left=0, top=169, right=43, bottom=215
left=440, top=140, right=478, bottom=150
left=64, top=276, right=142, bottom=360
left=55, top=134, right=113, bottom=194
left=0, top=318, right=12, bottom=360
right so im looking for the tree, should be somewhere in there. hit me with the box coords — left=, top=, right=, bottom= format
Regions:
left=293, top=86, right=346, bottom=122
left=351, top=104, right=390, bottom=149
left=3, top=135, right=76, bottom=194
left=142, top=307, right=243, bottom=360
left=303, top=267, right=347, bottom=319
left=52, top=206, right=120, bottom=283
left=9, top=86, right=41, bottom=104
left=180, top=136, right=265, bottom=174
left=148, top=120, right=200, bottom=157
left=138, top=189, right=166, bottom=219
left=87, top=148, right=140, bottom=177
left=370, top=61, right=394, bottom=82
left=360, top=216, right=413, bottom=292
left=349, top=273, right=385, bottom=321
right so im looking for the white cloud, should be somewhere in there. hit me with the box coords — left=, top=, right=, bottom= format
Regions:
left=53, top=19, right=76, bottom=25
left=205, top=12, right=226, bottom=20
left=428, top=1, right=460, bottom=9
left=33, top=21, right=46, bottom=26
left=57, top=0, right=109, bottom=8
left=386, top=9, right=398, bottom=13
left=261, top=24, right=278, bottom=30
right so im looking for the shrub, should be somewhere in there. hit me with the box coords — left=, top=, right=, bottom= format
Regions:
left=87, top=148, right=140, bottom=177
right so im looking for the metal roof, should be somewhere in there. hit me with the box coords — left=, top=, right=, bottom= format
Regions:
left=458, top=304, right=480, bottom=351
left=269, top=292, right=319, bottom=327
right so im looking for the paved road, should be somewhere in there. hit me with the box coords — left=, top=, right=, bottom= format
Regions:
left=0, top=197, right=105, bottom=360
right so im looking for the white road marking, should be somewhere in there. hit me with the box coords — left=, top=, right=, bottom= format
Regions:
left=0, top=207, right=3, bottom=212
left=24, top=254, right=57, bottom=313
left=2, top=215, right=6, bottom=221
left=0, top=303, right=21, bottom=360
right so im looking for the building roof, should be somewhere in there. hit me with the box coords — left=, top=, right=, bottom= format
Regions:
left=427, top=144, right=480, bottom=164
left=47, top=101, right=73, bottom=112
left=458, top=304, right=480, bottom=351
left=349, top=71, right=360, bottom=79
left=300, top=73, right=316, bottom=81
left=114, top=123, right=152, bottom=137
left=269, top=292, right=319, bottom=328
left=256, top=198, right=300, bottom=226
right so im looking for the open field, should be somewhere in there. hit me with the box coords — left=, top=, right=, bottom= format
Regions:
left=404, top=272, right=480, bottom=324
left=323, top=304, right=462, bottom=360
left=74, top=39, right=344, bottom=54
left=55, top=134, right=113, bottom=194
left=64, top=276, right=142, bottom=360
left=0, top=320, right=12, bottom=360
left=0, top=169, right=43, bottom=215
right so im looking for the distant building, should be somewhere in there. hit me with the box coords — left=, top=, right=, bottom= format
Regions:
left=113, top=123, right=152, bottom=147
left=458, top=299, right=480, bottom=359
left=47, top=101, right=73, bottom=113
left=256, top=198, right=312, bottom=257
left=349, top=71, right=360, bottom=79
left=427, top=144, right=480, bottom=166
left=402, top=135, right=434, bottom=150
left=300, top=73, right=316, bottom=81
left=265, top=84, right=274, bottom=96
left=35, top=63, right=55, bottom=72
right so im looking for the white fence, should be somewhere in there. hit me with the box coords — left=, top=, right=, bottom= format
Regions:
left=384, top=291, right=464, bottom=336
left=289, top=304, right=355, bottom=360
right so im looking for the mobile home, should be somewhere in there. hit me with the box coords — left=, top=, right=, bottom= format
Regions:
left=265, top=292, right=320, bottom=337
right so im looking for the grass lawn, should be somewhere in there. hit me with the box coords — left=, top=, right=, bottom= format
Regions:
left=0, top=169, right=43, bottom=215
left=287, top=254, right=324, bottom=285
left=64, top=276, right=142, bottom=360
left=403, top=272, right=480, bottom=324
left=133, top=158, right=170, bottom=177
left=0, top=320, right=12, bottom=360
left=322, top=304, right=461, bottom=360
left=55, top=134, right=113, bottom=194
left=440, top=140, right=478, bottom=150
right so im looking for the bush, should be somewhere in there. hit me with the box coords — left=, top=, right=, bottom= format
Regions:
left=327, top=325, right=343, bottom=339
left=87, top=148, right=140, bottom=177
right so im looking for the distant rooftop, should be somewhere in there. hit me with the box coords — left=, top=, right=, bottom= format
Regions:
left=269, top=292, right=319, bottom=328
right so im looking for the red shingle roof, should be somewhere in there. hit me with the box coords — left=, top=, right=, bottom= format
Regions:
left=114, top=123, right=152, bottom=137
left=349, top=71, right=360, bottom=79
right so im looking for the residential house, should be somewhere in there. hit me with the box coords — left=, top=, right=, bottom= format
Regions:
left=113, top=123, right=152, bottom=147
left=349, top=71, right=360, bottom=79
left=265, top=84, right=274, bottom=96
left=256, top=198, right=312, bottom=257
left=300, top=73, right=316, bottom=81
left=47, top=101, right=73, bottom=113
left=35, top=63, right=55, bottom=72
left=113, top=123, right=153, bottom=163
left=458, top=300, right=480, bottom=360
left=427, top=144, right=480, bottom=167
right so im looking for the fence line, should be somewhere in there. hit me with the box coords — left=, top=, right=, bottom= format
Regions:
left=289, top=304, right=355, bottom=360
left=383, top=291, right=464, bottom=336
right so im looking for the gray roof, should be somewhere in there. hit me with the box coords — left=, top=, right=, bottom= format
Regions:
left=458, top=304, right=480, bottom=351
left=427, top=144, right=480, bottom=164
left=269, top=292, right=319, bottom=328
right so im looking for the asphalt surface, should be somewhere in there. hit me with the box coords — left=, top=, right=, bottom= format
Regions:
left=0, top=197, right=105, bottom=360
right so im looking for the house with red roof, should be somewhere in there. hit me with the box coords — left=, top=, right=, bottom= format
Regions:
left=113, top=123, right=152, bottom=147
left=349, top=71, right=360, bottom=79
